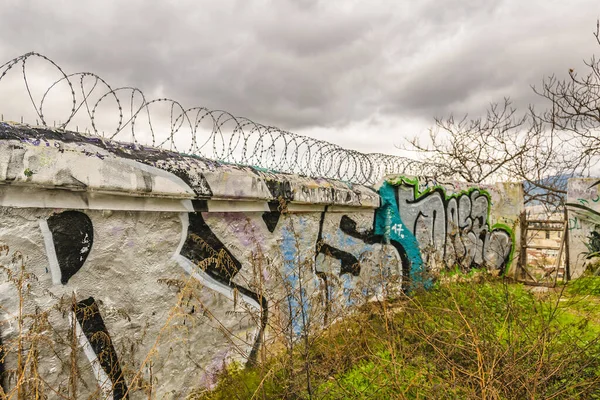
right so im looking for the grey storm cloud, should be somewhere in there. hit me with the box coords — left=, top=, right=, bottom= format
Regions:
left=0, top=0, right=599, bottom=143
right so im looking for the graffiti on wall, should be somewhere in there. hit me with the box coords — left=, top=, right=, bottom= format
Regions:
left=41, top=211, right=93, bottom=285
left=72, top=297, right=128, bottom=399
left=316, top=211, right=404, bottom=323
left=566, top=179, right=600, bottom=267
left=37, top=211, right=130, bottom=399
left=391, top=177, right=513, bottom=271
left=0, top=128, right=519, bottom=398
left=584, top=226, right=600, bottom=259
left=176, top=211, right=268, bottom=365
left=178, top=206, right=406, bottom=347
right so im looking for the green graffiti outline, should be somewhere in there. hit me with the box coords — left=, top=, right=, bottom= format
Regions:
left=385, top=175, right=516, bottom=273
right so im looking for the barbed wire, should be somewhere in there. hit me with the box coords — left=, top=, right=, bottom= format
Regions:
left=0, top=52, right=425, bottom=185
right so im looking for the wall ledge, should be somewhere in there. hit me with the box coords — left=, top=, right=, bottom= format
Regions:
left=0, top=123, right=380, bottom=210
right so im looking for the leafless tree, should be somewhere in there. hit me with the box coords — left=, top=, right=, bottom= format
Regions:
left=406, top=21, right=600, bottom=213
left=532, top=21, right=600, bottom=171
left=405, top=98, right=531, bottom=183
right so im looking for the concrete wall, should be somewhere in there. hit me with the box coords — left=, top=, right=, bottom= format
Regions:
left=0, top=123, right=521, bottom=398
left=386, top=175, right=521, bottom=275
left=566, top=178, right=600, bottom=278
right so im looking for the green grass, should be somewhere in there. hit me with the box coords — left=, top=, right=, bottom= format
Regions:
left=193, top=276, right=600, bottom=399
left=567, top=276, right=600, bottom=296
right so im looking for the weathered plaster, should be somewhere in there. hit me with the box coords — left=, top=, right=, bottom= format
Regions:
left=566, top=178, right=600, bottom=278
left=0, top=123, right=522, bottom=398
left=0, top=123, right=379, bottom=209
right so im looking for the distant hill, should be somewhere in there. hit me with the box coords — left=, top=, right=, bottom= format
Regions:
left=523, top=174, right=572, bottom=206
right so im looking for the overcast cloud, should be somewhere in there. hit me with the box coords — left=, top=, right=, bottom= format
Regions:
left=0, top=0, right=599, bottom=154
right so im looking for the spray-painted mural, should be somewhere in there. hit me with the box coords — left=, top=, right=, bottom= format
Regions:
left=391, top=176, right=514, bottom=272
left=567, top=178, right=600, bottom=277
left=0, top=123, right=521, bottom=398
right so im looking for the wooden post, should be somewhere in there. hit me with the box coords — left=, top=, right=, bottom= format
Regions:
left=552, top=221, right=567, bottom=286
left=519, top=211, right=528, bottom=281
left=564, top=206, right=571, bottom=282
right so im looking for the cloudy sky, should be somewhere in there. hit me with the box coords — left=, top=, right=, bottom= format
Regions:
left=0, top=0, right=599, bottom=156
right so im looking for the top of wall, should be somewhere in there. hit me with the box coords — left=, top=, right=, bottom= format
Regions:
left=0, top=123, right=380, bottom=211
left=382, top=174, right=524, bottom=223
left=566, top=177, right=600, bottom=224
